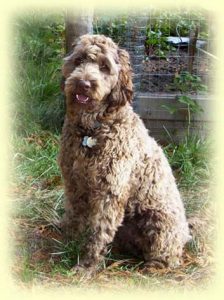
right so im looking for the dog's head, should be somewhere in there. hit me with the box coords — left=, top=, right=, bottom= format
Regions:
left=62, top=34, right=133, bottom=114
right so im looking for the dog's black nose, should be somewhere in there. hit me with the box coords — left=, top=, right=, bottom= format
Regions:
left=78, top=80, right=91, bottom=91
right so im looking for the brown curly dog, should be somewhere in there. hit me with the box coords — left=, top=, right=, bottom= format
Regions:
left=58, top=34, right=191, bottom=273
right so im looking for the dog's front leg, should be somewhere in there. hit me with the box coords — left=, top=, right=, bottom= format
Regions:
left=71, top=190, right=126, bottom=273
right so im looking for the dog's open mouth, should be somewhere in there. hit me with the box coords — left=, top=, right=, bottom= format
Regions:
left=75, top=94, right=90, bottom=104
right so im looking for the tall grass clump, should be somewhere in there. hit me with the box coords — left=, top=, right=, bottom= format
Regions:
left=12, top=130, right=61, bottom=187
left=164, top=135, right=211, bottom=187
left=12, top=12, right=65, bottom=134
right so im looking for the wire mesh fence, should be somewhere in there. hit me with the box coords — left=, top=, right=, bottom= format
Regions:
left=93, top=8, right=215, bottom=95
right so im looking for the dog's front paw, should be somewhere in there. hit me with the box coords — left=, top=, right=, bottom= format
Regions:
left=70, top=263, right=97, bottom=278
left=144, top=260, right=166, bottom=269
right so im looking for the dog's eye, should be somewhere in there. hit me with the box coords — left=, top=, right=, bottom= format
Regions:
left=74, top=58, right=84, bottom=66
left=100, top=64, right=110, bottom=73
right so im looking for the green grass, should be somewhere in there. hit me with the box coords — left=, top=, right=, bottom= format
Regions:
left=12, top=130, right=60, bottom=186
left=164, top=135, right=212, bottom=187
left=14, top=131, right=60, bottom=180
left=12, top=12, right=65, bottom=133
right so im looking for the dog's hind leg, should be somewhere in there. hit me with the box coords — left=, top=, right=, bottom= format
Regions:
left=138, top=209, right=188, bottom=268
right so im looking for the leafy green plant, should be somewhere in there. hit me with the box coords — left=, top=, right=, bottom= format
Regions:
left=145, top=28, right=171, bottom=58
left=145, top=9, right=209, bottom=58
left=163, top=72, right=207, bottom=135
left=93, top=15, right=127, bottom=44
left=162, top=71, right=210, bottom=187
left=171, top=71, right=207, bottom=94
left=148, top=9, right=209, bottom=38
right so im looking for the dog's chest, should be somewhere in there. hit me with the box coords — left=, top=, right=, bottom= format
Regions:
left=60, top=123, right=112, bottom=179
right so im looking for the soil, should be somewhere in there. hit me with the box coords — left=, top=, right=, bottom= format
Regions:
left=135, top=48, right=214, bottom=93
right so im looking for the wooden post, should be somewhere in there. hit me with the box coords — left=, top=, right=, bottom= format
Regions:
left=64, top=9, right=93, bottom=54
left=188, top=26, right=199, bottom=74
left=62, top=9, right=93, bottom=111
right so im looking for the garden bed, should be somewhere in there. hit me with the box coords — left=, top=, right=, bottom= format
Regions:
left=140, top=48, right=213, bottom=93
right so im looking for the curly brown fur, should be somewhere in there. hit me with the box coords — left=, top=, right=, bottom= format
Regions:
left=58, top=34, right=191, bottom=271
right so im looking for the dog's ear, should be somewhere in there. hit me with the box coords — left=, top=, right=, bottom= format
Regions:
left=60, top=76, right=66, bottom=92
left=62, top=50, right=75, bottom=79
left=107, top=49, right=133, bottom=112
left=62, top=37, right=80, bottom=79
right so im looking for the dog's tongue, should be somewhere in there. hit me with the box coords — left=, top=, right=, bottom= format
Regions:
left=76, top=94, right=89, bottom=104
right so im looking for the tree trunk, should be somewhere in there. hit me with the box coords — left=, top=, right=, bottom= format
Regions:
left=65, top=9, right=93, bottom=54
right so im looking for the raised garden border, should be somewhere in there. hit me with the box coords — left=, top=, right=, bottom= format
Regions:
left=134, top=92, right=212, bottom=144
